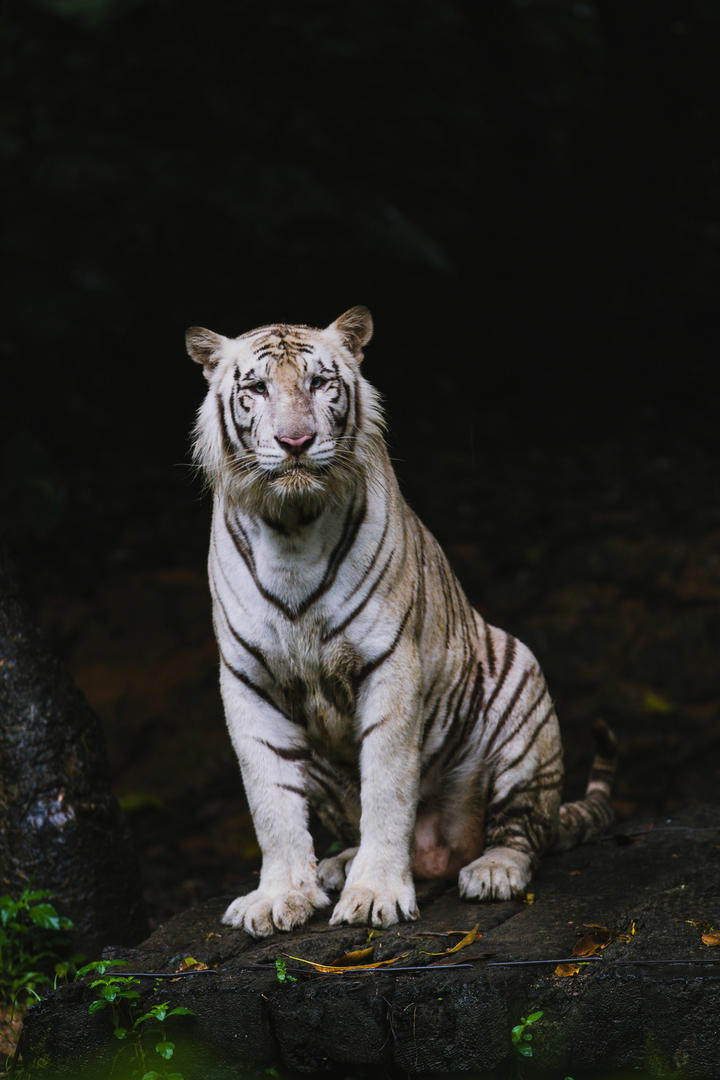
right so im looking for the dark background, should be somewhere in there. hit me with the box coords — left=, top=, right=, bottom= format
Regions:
left=2, top=0, right=719, bottom=926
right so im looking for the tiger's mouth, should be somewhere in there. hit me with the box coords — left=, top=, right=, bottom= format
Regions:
left=229, top=447, right=350, bottom=512
left=269, top=456, right=332, bottom=480
left=265, top=456, right=331, bottom=495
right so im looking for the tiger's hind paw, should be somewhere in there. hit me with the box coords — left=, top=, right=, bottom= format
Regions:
left=458, top=847, right=532, bottom=901
left=317, top=846, right=358, bottom=891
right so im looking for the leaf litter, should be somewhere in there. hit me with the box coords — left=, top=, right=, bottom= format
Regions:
left=555, top=920, right=635, bottom=977
left=284, top=923, right=481, bottom=975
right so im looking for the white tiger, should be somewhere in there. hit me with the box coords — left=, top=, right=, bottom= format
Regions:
left=187, top=306, right=615, bottom=938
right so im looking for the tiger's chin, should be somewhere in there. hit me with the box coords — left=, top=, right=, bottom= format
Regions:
left=268, top=468, right=327, bottom=508
left=225, top=460, right=350, bottom=521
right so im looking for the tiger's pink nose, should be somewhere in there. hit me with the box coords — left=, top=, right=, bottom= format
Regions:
left=276, top=432, right=315, bottom=456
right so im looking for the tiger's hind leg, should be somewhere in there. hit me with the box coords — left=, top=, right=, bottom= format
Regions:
left=458, top=640, right=563, bottom=901
left=317, top=846, right=358, bottom=891
left=306, top=758, right=360, bottom=892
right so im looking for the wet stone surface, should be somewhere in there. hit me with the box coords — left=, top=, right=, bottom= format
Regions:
left=19, top=804, right=720, bottom=1078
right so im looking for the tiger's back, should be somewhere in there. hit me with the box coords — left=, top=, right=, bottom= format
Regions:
left=188, top=306, right=615, bottom=937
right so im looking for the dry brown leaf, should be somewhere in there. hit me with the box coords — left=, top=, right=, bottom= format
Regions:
left=687, top=919, right=714, bottom=934
left=554, top=961, right=581, bottom=977
left=284, top=951, right=408, bottom=974
left=556, top=921, right=616, bottom=974
left=176, top=956, right=209, bottom=972
left=573, top=924, right=613, bottom=957
left=702, top=931, right=720, bottom=947
left=421, top=923, right=481, bottom=957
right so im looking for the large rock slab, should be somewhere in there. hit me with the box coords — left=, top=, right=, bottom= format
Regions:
left=0, top=547, right=146, bottom=954
left=19, top=805, right=720, bottom=1078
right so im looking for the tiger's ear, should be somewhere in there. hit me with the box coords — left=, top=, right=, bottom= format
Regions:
left=327, top=306, right=374, bottom=362
left=186, top=326, right=225, bottom=380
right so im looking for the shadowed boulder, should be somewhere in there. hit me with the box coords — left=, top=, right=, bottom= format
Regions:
left=18, top=804, right=720, bottom=1078
left=0, top=547, right=147, bottom=954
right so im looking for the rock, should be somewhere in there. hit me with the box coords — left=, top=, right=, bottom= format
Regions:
left=0, top=547, right=147, bottom=954
left=17, top=805, right=720, bottom=1077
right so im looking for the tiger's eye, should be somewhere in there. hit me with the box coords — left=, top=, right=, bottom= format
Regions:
left=310, top=375, right=327, bottom=390
left=251, top=380, right=267, bottom=395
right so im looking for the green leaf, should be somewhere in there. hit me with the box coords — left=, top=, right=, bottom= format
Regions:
left=24, top=890, right=54, bottom=904
left=113, top=1027, right=128, bottom=1040
left=0, top=899, right=18, bottom=925
left=88, top=999, right=108, bottom=1015
left=167, top=1006, right=195, bottom=1017
left=527, top=1010, right=544, bottom=1023
left=77, top=959, right=127, bottom=978
left=518, top=1044, right=533, bottom=1057
left=28, top=904, right=62, bottom=931
left=155, top=1040, right=175, bottom=1060
left=141, top=1073, right=160, bottom=1080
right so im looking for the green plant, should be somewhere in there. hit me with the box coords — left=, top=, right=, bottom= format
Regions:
left=79, top=961, right=195, bottom=1079
left=131, top=1001, right=196, bottom=1079
left=0, top=888, right=76, bottom=1008
left=511, top=1010, right=543, bottom=1059
left=274, top=958, right=296, bottom=984
left=81, top=959, right=142, bottom=1037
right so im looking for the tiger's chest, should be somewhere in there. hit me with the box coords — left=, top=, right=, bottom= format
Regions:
left=265, top=617, right=361, bottom=765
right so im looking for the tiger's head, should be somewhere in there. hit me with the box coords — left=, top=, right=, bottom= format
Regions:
left=188, top=306, right=384, bottom=515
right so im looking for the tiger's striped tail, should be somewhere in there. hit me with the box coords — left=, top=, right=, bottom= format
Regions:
left=552, top=719, right=617, bottom=852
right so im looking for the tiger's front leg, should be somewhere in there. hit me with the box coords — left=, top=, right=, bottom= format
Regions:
left=330, top=652, right=421, bottom=928
left=219, top=669, right=329, bottom=937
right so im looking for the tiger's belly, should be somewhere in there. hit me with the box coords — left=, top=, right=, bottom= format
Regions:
left=412, top=809, right=483, bottom=880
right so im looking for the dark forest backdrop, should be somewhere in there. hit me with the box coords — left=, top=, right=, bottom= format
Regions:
left=4, top=0, right=719, bottom=519
left=2, top=0, right=720, bottom=924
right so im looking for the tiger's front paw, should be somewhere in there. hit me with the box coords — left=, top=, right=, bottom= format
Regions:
left=329, top=878, right=419, bottom=928
left=458, top=846, right=532, bottom=901
left=222, top=883, right=330, bottom=938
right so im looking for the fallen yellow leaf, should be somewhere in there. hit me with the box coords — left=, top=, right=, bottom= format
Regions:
left=329, top=946, right=375, bottom=965
left=702, top=931, right=720, bottom=947
left=615, top=920, right=636, bottom=943
left=421, top=923, right=481, bottom=957
left=687, top=919, right=714, bottom=933
left=284, top=952, right=408, bottom=974
left=177, top=956, right=207, bottom=971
